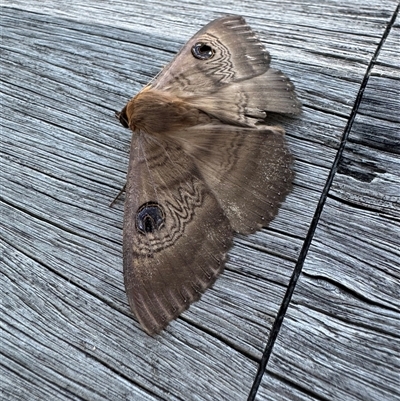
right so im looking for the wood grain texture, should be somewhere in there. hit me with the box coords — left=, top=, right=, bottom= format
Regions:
left=1, top=1, right=399, bottom=400
left=259, top=11, right=400, bottom=401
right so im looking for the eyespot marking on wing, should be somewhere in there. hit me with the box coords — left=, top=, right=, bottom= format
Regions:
left=191, top=42, right=215, bottom=60
left=136, top=202, right=165, bottom=234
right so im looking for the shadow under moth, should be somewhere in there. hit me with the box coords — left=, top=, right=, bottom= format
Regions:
left=116, top=15, right=301, bottom=335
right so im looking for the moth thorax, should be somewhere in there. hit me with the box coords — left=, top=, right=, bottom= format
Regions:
left=125, top=88, right=204, bottom=135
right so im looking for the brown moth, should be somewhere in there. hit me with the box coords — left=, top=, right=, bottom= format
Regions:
left=116, top=15, right=301, bottom=335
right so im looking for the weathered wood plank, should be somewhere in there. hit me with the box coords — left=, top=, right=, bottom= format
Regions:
left=261, top=299, right=399, bottom=400
left=1, top=1, right=399, bottom=400
left=259, top=11, right=400, bottom=401
left=2, top=240, right=259, bottom=401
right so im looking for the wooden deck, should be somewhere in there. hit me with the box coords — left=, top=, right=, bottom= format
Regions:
left=1, top=1, right=399, bottom=400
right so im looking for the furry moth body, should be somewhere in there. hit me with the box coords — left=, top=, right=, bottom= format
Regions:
left=116, top=15, right=301, bottom=335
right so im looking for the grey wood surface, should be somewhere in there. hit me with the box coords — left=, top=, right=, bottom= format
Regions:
left=1, top=1, right=399, bottom=401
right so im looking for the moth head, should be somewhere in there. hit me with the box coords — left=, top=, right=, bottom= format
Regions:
left=115, top=106, right=130, bottom=129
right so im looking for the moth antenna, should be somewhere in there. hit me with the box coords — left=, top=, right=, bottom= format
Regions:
left=148, top=68, right=166, bottom=85
left=109, top=184, right=126, bottom=207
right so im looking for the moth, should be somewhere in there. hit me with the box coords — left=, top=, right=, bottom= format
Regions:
left=116, top=15, right=301, bottom=335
